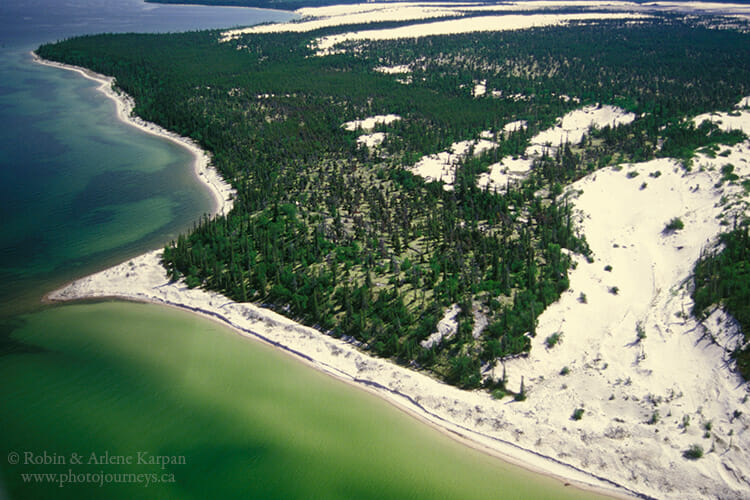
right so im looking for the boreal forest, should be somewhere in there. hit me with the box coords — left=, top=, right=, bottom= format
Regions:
left=36, top=12, right=750, bottom=393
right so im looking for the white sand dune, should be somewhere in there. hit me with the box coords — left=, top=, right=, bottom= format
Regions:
left=532, top=105, right=636, bottom=151
left=221, top=4, right=461, bottom=41
left=477, top=156, right=534, bottom=191
left=501, top=147, right=750, bottom=499
left=473, top=80, right=487, bottom=97
left=374, top=64, right=411, bottom=74
left=312, top=13, right=650, bottom=55
left=504, top=120, right=528, bottom=133
left=412, top=105, right=633, bottom=191
left=420, top=303, right=460, bottom=349
left=342, top=113, right=401, bottom=131
left=356, top=131, right=386, bottom=148
left=478, top=105, right=634, bottom=191
left=47, top=91, right=750, bottom=498
left=221, top=0, right=750, bottom=48
left=408, top=138, right=497, bottom=190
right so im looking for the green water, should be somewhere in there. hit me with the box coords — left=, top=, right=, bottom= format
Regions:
left=0, top=1, right=613, bottom=498
left=0, top=51, right=610, bottom=500
left=0, top=51, right=215, bottom=316
left=0, top=302, right=608, bottom=500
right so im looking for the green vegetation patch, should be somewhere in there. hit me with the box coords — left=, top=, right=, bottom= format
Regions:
left=664, top=217, right=685, bottom=233
left=660, top=121, right=746, bottom=163
left=545, top=332, right=562, bottom=349
left=683, top=444, right=704, bottom=460
left=36, top=17, right=750, bottom=391
left=692, top=227, right=750, bottom=379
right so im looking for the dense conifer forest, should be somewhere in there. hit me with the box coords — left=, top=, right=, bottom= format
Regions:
left=693, top=227, right=750, bottom=379
left=36, top=14, right=750, bottom=392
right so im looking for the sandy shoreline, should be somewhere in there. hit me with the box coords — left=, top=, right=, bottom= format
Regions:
left=45, top=249, right=636, bottom=500
left=27, top=51, right=620, bottom=497
left=30, top=55, right=638, bottom=499
left=34, top=49, right=750, bottom=499
left=30, top=52, right=235, bottom=218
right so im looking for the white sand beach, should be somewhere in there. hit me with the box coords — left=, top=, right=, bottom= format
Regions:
left=46, top=84, right=750, bottom=498
left=31, top=52, right=235, bottom=218
left=34, top=4, right=750, bottom=494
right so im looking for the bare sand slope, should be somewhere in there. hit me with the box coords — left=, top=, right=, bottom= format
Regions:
left=49, top=99, right=750, bottom=498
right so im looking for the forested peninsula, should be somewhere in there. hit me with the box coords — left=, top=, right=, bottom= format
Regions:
left=36, top=12, right=750, bottom=394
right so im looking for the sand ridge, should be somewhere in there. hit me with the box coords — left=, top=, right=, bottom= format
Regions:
left=48, top=96, right=750, bottom=499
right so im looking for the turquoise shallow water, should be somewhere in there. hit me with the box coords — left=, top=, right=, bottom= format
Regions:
left=0, top=49, right=213, bottom=315
left=0, top=1, right=611, bottom=499
left=0, top=0, right=295, bottom=315
left=0, top=302, right=610, bottom=500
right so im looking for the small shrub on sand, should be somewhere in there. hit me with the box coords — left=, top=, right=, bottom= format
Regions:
left=636, top=321, right=646, bottom=341
left=648, top=410, right=660, bottom=425
left=514, top=377, right=527, bottom=401
left=545, top=332, right=562, bottom=349
left=683, top=444, right=704, bottom=460
left=681, top=414, right=690, bottom=429
left=664, top=217, right=685, bottom=233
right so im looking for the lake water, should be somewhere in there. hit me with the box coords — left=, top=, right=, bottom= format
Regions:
left=1, top=301, right=608, bottom=500
left=0, top=0, right=295, bottom=315
left=0, top=1, right=609, bottom=499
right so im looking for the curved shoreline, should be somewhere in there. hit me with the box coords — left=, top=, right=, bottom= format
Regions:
left=34, top=53, right=750, bottom=500
left=45, top=251, right=636, bottom=500
left=31, top=51, right=235, bottom=218
left=30, top=55, right=634, bottom=500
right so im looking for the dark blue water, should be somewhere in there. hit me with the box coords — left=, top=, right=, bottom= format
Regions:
left=0, top=0, right=295, bottom=314
left=0, top=0, right=294, bottom=48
